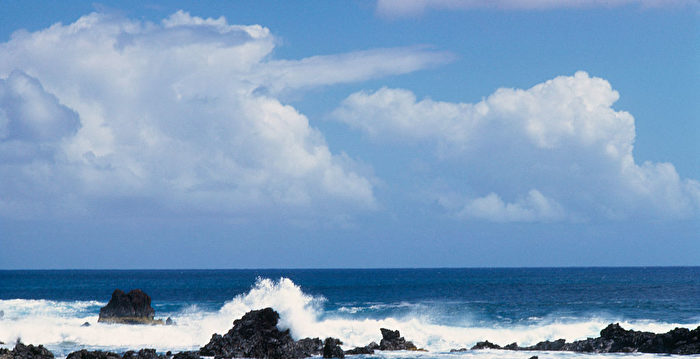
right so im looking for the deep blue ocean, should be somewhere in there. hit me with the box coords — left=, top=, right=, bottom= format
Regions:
left=1, top=268, right=699, bottom=358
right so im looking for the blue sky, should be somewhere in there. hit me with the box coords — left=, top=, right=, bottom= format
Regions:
left=0, top=0, right=698, bottom=269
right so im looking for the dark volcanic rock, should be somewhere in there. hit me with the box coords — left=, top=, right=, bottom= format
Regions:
left=322, top=338, right=344, bottom=358
left=471, top=340, right=501, bottom=350
left=471, top=323, right=700, bottom=354
left=199, top=307, right=322, bottom=359
left=165, top=317, right=174, bottom=326
left=66, top=350, right=120, bottom=359
left=344, top=342, right=378, bottom=355
left=122, top=349, right=164, bottom=359
left=171, top=352, right=199, bottom=359
left=527, top=338, right=566, bottom=351
left=81, top=322, right=91, bottom=327
left=295, top=338, right=323, bottom=357
left=378, top=328, right=418, bottom=351
left=9, top=342, right=54, bottom=359
left=98, top=289, right=162, bottom=325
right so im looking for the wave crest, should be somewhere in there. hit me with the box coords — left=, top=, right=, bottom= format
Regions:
left=1, top=277, right=698, bottom=356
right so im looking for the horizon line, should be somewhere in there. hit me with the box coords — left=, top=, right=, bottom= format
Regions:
left=2, top=265, right=699, bottom=271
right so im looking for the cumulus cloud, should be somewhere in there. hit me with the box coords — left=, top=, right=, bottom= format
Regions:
left=0, top=11, right=446, bottom=219
left=458, top=190, right=566, bottom=222
left=332, top=71, right=700, bottom=221
left=0, top=71, right=80, bottom=142
left=376, top=0, right=697, bottom=17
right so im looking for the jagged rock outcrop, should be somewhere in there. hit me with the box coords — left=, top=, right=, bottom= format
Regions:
left=344, top=342, right=378, bottom=355
left=1, top=342, right=54, bottom=359
left=378, top=328, right=419, bottom=351
left=98, top=289, right=162, bottom=325
left=469, top=323, right=700, bottom=354
left=66, top=350, right=120, bottom=359
left=199, top=307, right=322, bottom=359
left=344, top=328, right=423, bottom=354
left=122, top=349, right=164, bottom=359
left=171, top=352, right=199, bottom=359
left=322, top=338, right=344, bottom=358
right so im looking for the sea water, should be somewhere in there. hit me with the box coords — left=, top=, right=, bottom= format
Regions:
left=1, top=268, right=699, bottom=358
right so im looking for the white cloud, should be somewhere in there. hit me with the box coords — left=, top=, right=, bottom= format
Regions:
left=0, top=70, right=79, bottom=142
left=0, top=11, right=447, bottom=219
left=458, top=189, right=565, bottom=222
left=376, top=0, right=696, bottom=17
left=332, top=71, right=700, bottom=221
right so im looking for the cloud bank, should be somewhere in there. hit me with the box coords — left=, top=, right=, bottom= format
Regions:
left=333, top=71, right=700, bottom=221
left=376, top=0, right=697, bottom=17
left=0, top=11, right=448, bottom=219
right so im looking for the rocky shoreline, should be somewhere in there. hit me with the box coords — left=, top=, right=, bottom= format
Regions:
left=463, top=322, right=700, bottom=355
left=1, top=289, right=699, bottom=358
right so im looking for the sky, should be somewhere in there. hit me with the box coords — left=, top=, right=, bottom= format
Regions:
left=0, top=0, right=698, bottom=269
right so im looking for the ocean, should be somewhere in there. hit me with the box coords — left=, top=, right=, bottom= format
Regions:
left=1, top=268, right=699, bottom=358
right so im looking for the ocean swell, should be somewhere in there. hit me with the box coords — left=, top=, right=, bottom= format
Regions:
left=0, top=277, right=698, bottom=356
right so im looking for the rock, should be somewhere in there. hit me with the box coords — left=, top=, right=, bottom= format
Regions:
left=503, top=342, right=519, bottom=350
left=528, top=338, right=566, bottom=351
left=199, top=307, right=322, bottom=359
left=122, top=349, right=164, bottom=359
left=98, top=289, right=162, bottom=325
left=66, top=350, right=120, bottom=359
left=471, top=340, right=501, bottom=350
left=165, top=317, right=174, bottom=326
left=171, top=352, right=199, bottom=359
left=448, top=348, right=468, bottom=352
left=295, top=338, right=323, bottom=357
left=344, top=342, right=378, bottom=355
left=0, top=310, right=4, bottom=318
left=10, top=342, right=54, bottom=359
left=529, top=356, right=538, bottom=359
left=81, top=322, right=91, bottom=327
left=378, top=328, right=418, bottom=351
left=471, top=323, right=700, bottom=354
left=322, top=338, right=344, bottom=358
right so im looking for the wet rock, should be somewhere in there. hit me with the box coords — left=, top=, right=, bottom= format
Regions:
left=378, top=328, right=418, bottom=351
left=322, top=338, right=344, bottom=358
left=122, top=349, right=164, bottom=359
left=503, top=342, right=519, bottom=350
left=528, top=338, right=566, bottom=351
left=471, top=340, right=501, bottom=350
left=344, top=342, right=377, bottom=355
left=448, top=348, right=468, bottom=352
left=10, top=342, right=54, bottom=359
left=81, top=322, right=91, bottom=327
left=471, top=323, right=700, bottom=354
left=199, top=307, right=322, bottom=359
left=295, top=338, right=323, bottom=357
left=98, top=289, right=162, bottom=325
left=171, top=352, right=199, bottom=359
left=165, top=317, right=174, bottom=326
left=66, top=349, right=119, bottom=359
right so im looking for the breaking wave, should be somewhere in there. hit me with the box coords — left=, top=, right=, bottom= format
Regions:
left=1, top=277, right=698, bottom=357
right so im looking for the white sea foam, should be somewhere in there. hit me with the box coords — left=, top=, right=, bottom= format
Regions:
left=1, top=277, right=698, bottom=358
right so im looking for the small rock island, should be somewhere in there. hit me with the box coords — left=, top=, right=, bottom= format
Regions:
left=98, top=289, right=163, bottom=325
